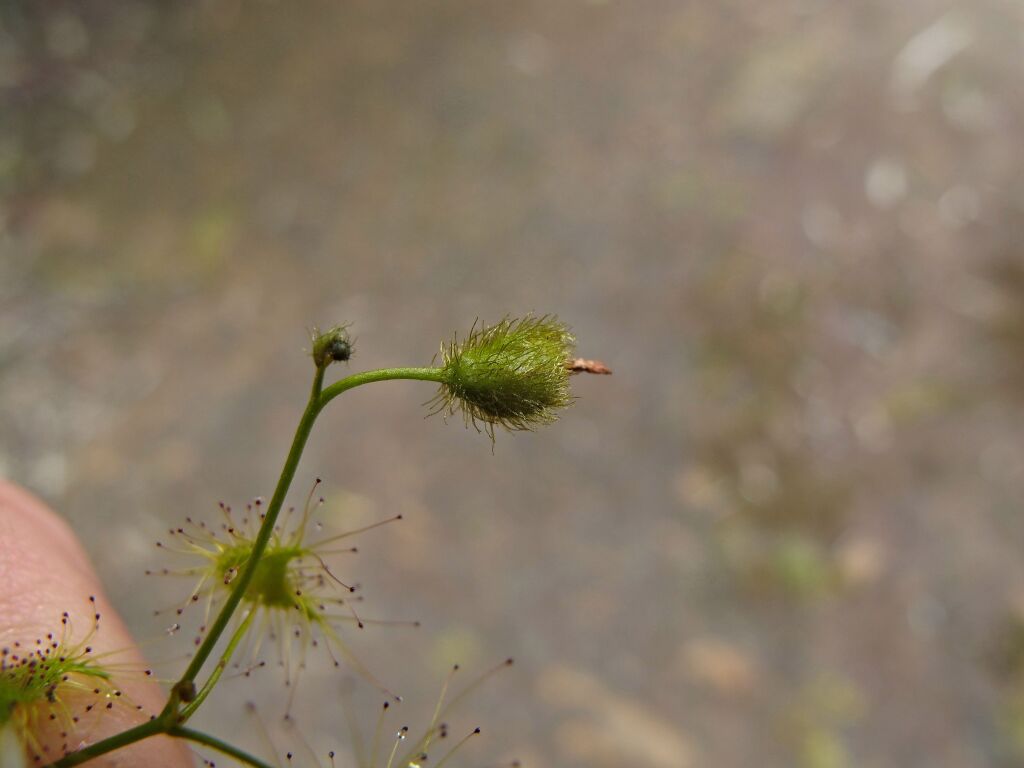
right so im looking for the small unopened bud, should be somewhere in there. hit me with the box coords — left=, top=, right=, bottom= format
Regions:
left=311, top=325, right=354, bottom=368
left=173, top=680, right=197, bottom=703
left=432, top=315, right=576, bottom=438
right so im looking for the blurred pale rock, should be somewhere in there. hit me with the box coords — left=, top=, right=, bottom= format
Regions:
left=864, top=158, right=907, bottom=210
left=537, top=665, right=693, bottom=768
left=715, top=31, right=835, bottom=139
left=890, top=11, right=972, bottom=109
left=672, top=465, right=727, bottom=515
left=676, top=638, right=759, bottom=697
left=835, top=537, right=885, bottom=587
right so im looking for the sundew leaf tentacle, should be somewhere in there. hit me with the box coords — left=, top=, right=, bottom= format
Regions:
left=248, top=659, right=515, bottom=768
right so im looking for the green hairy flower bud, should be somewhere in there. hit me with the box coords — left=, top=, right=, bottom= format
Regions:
left=311, top=325, right=354, bottom=368
left=433, top=315, right=576, bottom=438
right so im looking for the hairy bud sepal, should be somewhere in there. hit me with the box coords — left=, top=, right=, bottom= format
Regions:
left=433, top=315, right=576, bottom=439
left=311, top=325, right=354, bottom=369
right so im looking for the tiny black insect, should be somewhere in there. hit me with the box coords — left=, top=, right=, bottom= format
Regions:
left=311, top=325, right=355, bottom=367
left=325, top=336, right=353, bottom=362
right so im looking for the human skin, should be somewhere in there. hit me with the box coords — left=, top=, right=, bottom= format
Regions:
left=0, top=481, right=194, bottom=767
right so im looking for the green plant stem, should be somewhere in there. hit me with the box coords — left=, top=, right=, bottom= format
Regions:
left=319, top=366, right=445, bottom=407
left=48, top=364, right=445, bottom=767
left=180, top=609, right=256, bottom=721
left=175, top=379, right=326, bottom=692
left=181, top=367, right=441, bottom=690
left=169, top=727, right=276, bottom=768
left=49, top=718, right=166, bottom=767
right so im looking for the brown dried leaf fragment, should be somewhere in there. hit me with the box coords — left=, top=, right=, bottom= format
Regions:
left=566, top=358, right=612, bottom=375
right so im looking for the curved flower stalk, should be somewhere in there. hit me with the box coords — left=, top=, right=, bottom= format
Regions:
left=153, top=480, right=412, bottom=701
left=0, top=599, right=145, bottom=764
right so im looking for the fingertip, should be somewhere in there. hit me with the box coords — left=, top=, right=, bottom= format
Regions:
left=0, top=481, right=194, bottom=767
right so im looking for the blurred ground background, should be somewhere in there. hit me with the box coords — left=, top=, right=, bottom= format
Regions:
left=3, top=1, right=1024, bottom=766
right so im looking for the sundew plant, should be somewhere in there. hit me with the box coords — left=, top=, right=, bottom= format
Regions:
left=2, top=315, right=608, bottom=767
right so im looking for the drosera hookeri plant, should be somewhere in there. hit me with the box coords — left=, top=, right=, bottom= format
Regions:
left=152, top=479, right=413, bottom=702
left=0, top=598, right=147, bottom=765
left=241, top=658, right=519, bottom=768
left=30, top=316, right=607, bottom=768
